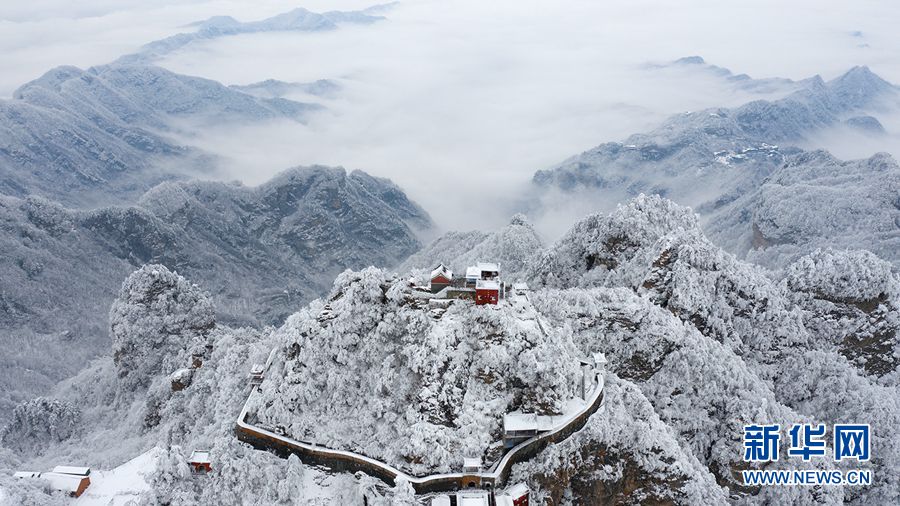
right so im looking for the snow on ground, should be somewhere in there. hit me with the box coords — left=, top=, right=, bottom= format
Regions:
left=75, top=449, right=157, bottom=505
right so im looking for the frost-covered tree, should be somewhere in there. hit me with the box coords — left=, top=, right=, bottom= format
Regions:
left=109, top=264, right=215, bottom=390
left=0, top=397, right=81, bottom=453
left=528, top=196, right=900, bottom=503
left=785, top=248, right=900, bottom=381
left=786, top=248, right=897, bottom=302
left=145, top=445, right=192, bottom=505
left=276, top=454, right=306, bottom=503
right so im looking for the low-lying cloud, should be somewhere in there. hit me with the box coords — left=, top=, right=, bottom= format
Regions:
left=3, top=0, right=900, bottom=235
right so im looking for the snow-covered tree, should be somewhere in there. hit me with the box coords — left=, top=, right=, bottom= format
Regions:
left=109, top=264, right=215, bottom=390
left=0, top=397, right=81, bottom=453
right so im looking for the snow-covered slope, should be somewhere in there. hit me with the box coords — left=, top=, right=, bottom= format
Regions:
left=707, top=150, right=900, bottom=268
left=0, top=166, right=430, bottom=424
left=5, top=195, right=899, bottom=503
left=785, top=248, right=900, bottom=381
left=0, top=266, right=416, bottom=504
left=0, top=64, right=320, bottom=207
left=534, top=66, right=895, bottom=197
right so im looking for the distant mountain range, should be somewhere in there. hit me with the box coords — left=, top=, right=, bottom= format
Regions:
left=530, top=64, right=900, bottom=268
left=231, top=79, right=341, bottom=99
left=645, top=55, right=814, bottom=95
left=0, top=63, right=321, bottom=208
left=0, top=5, right=426, bottom=425
left=118, top=5, right=390, bottom=65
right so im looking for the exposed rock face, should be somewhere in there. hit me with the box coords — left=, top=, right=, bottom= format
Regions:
left=709, top=150, right=900, bottom=268
left=511, top=378, right=730, bottom=506
left=785, top=249, right=900, bottom=380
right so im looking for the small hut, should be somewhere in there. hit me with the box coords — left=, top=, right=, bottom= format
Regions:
left=188, top=450, right=212, bottom=474
left=248, top=364, right=265, bottom=386
left=505, top=482, right=530, bottom=506
left=14, top=471, right=91, bottom=498
left=44, top=473, right=91, bottom=498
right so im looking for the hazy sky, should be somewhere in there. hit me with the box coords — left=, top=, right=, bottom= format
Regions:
left=2, top=0, right=899, bottom=233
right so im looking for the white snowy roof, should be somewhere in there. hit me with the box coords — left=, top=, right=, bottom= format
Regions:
left=506, top=482, right=529, bottom=498
left=188, top=450, right=210, bottom=464
left=495, top=496, right=514, bottom=506
left=476, top=262, right=499, bottom=272
left=465, top=266, right=481, bottom=278
left=43, top=472, right=87, bottom=493
left=458, top=490, right=489, bottom=506
left=250, top=364, right=265, bottom=375
left=430, top=264, right=452, bottom=280
left=475, top=279, right=500, bottom=290
left=593, top=352, right=608, bottom=365
left=462, top=457, right=482, bottom=469
left=52, top=466, right=90, bottom=476
left=503, top=413, right=554, bottom=432
left=430, top=495, right=452, bottom=506
left=13, top=471, right=41, bottom=479
left=512, top=282, right=529, bottom=291
left=504, top=413, right=537, bottom=432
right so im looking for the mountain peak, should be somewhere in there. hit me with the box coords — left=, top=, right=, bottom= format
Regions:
left=192, top=15, right=241, bottom=30
left=509, top=213, right=530, bottom=226
left=674, top=56, right=706, bottom=65
left=12, top=65, right=85, bottom=98
left=827, top=65, right=895, bottom=107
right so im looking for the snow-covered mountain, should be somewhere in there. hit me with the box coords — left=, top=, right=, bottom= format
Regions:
left=5, top=195, right=894, bottom=504
left=248, top=267, right=583, bottom=475
left=120, top=5, right=388, bottom=65
left=707, top=150, right=900, bottom=268
left=534, top=67, right=895, bottom=197
left=0, top=166, right=430, bottom=424
left=645, top=55, right=813, bottom=96
left=524, top=195, right=899, bottom=503
left=0, top=64, right=321, bottom=208
left=230, top=79, right=341, bottom=99
left=529, top=65, right=900, bottom=269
